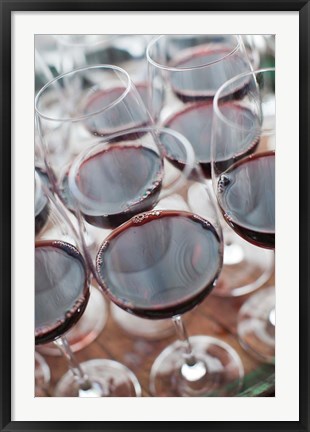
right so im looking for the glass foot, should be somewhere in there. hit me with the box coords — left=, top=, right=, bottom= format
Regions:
left=110, top=303, right=175, bottom=340
left=237, top=286, right=275, bottom=364
left=35, top=352, right=51, bottom=396
left=213, top=229, right=274, bottom=297
left=38, top=286, right=108, bottom=356
left=54, top=359, right=142, bottom=397
left=149, top=336, right=244, bottom=396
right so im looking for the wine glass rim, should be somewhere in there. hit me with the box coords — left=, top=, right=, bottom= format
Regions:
left=34, top=64, right=131, bottom=122
left=213, top=67, right=275, bottom=135
left=146, top=34, right=243, bottom=72
left=68, top=126, right=196, bottom=212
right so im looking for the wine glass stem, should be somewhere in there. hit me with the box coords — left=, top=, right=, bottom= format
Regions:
left=53, top=336, right=92, bottom=391
left=172, top=315, right=197, bottom=367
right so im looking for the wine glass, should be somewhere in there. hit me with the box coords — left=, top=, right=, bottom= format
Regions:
left=68, top=126, right=245, bottom=397
left=35, top=64, right=153, bottom=184
left=35, top=178, right=142, bottom=396
left=211, top=68, right=275, bottom=363
left=146, top=34, right=274, bottom=297
left=35, top=164, right=107, bottom=356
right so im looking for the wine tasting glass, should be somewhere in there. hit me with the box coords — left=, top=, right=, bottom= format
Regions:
left=35, top=180, right=142, bottom=396
left=68, top=126, right=245, bottom=397
left=35, top=165, right=107, bottom=356
left=211, top=68, right=275, bottom=363
left=35, top=64, right=153, bottom=185
left=147, top=34, right=274, bottom=297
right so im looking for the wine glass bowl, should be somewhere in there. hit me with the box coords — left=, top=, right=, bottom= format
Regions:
left=35, top=65, right=153, bottom=182
left=35, top=238, right=90, bottom=346
left=147, top=35, right=252, bottom=102
left=67, top=129, right=165, bottom=230
left=146, top=35, right=253, bottom=177
left=211, top=67, right=275, bottom=362
left=35, top=168, right=108, bottom=356
left=212, top=68, right=275, bottom=249
left=96, top=209, right=222, bottom=320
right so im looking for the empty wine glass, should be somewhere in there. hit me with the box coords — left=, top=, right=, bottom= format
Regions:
left=35, top=178, right=141, bottom=396
left=69, top=126, right=245, bottom=397
left=211, top=68, right=275, bottom=363
left=147, top=34, right=273, bottom=297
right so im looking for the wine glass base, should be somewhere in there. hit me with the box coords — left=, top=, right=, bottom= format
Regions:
left=38, top=286, right=108, bottom=356
left=213, top=230, right=274, bottom=297
left=110, top=303, right=175, bottom=340
left=54, top=359, right=142, bottom=397
left=35, top=352, right=51, bottom=396
left=149, top=336, right=244, bottom=397
left=237, top=286, right=275, bottom=364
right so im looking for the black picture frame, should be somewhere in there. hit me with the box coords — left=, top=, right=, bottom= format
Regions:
left=1, top=1, right=309, bottom=431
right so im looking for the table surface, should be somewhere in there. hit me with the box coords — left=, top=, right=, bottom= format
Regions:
left=37, top=274, right=275, bottom=398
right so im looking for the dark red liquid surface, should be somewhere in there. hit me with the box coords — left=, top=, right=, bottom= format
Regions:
left=83, top=83, right=159, bottom=137
left=35, top=240, right=89, bottom=345
left=162, top=102, right=260, bottom=178
left=73, top=145, right=163, bottom=229
left=217, top=151, right=275, bottom=249
left=96, top=210, right=222, bottom=319
left=170, top=47, right=250, bottom=102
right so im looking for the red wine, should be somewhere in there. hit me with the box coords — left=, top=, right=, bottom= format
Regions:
left=217, top=151, right=275, bottom=249
left=96, top=210, right=222, bottom=319
left=162, top=102, right=260, bottom=178
left=83, top=83, right=160, bottom=137
left=170, top=46, right=250, bottom=102
left=35, top=240, right=89, bottom=345
left=73, top=145, right=163, bottom=229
